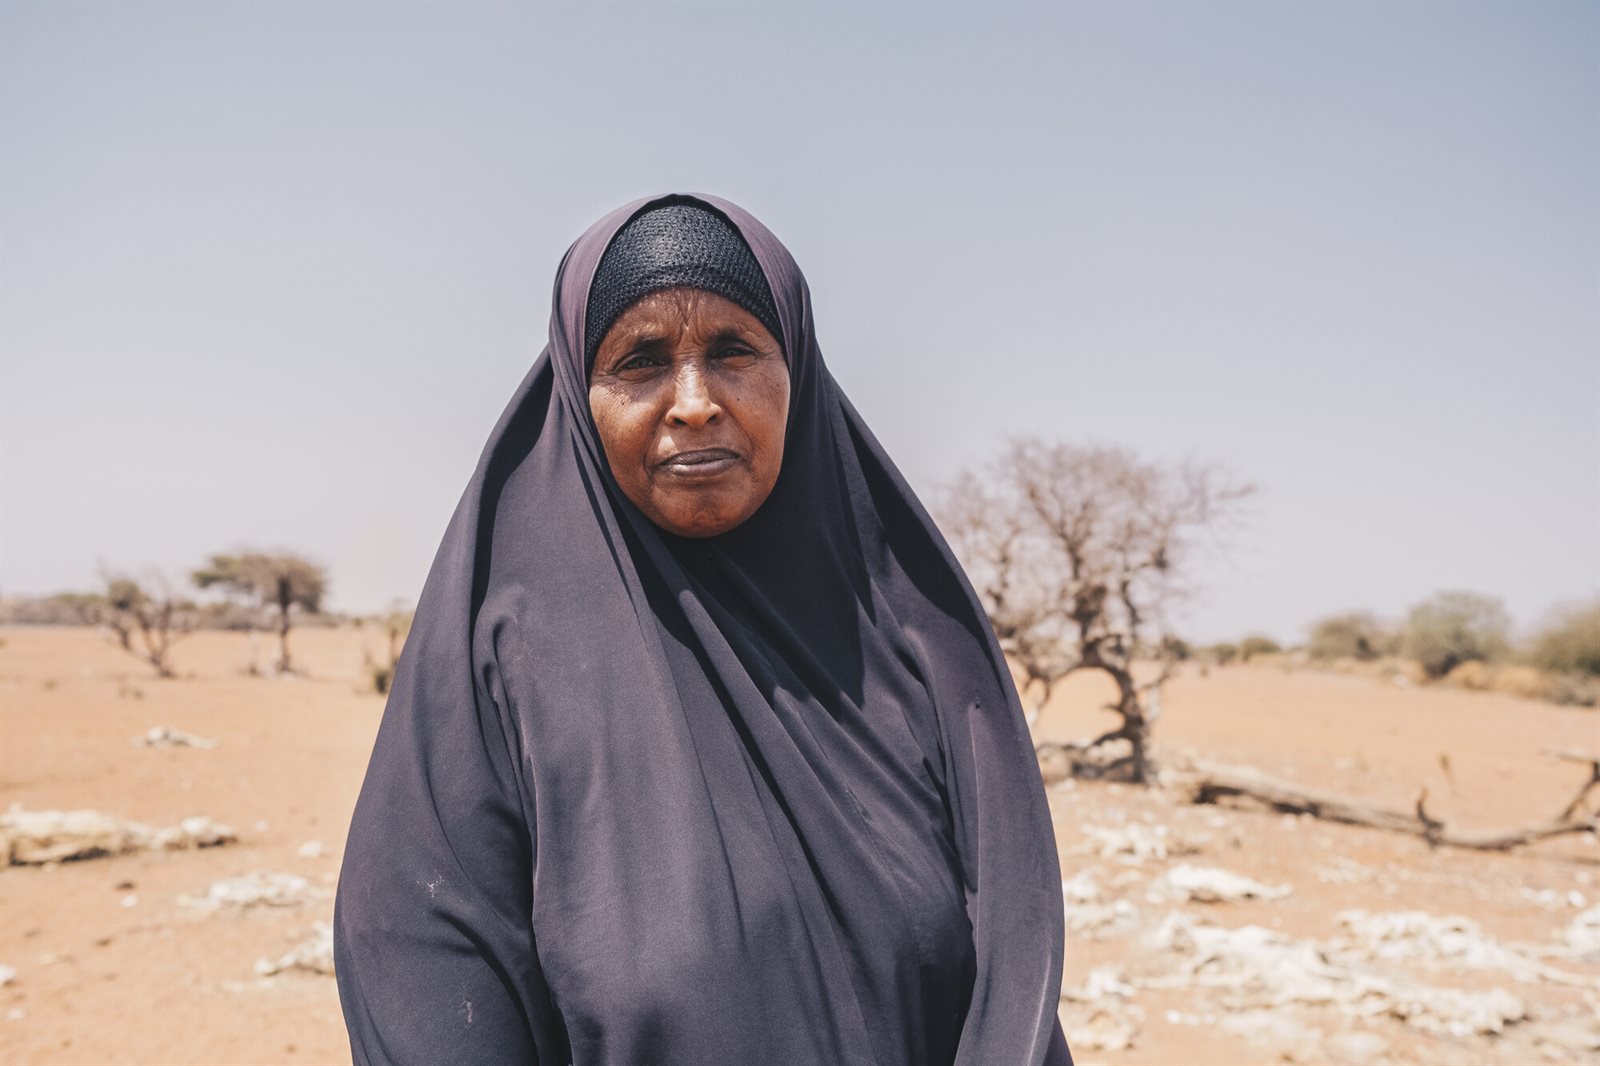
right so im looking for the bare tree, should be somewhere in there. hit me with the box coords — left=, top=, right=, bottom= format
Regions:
left=192, top=552, right=327, bottom=674
left=78, top=573, right=199, bottom=678
left=939, top=439, right=1252, bottom=785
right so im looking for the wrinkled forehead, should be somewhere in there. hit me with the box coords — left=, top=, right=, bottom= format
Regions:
left=554, top=194, right=805, bottom=379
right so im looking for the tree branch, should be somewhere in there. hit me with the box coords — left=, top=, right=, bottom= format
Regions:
left=1174, top=757, right=1600, bottom=853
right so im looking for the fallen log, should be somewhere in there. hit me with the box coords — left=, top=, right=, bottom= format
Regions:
left=1169, top=756, right=1600, bottom=853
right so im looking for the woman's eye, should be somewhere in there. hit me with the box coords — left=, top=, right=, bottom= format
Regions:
left=617, top=353, right=661, bottom=373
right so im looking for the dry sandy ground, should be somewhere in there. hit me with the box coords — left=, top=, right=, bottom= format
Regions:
left=1, top=625, right=1596, bottom=1065
left=1037, top=667, right=1599, bottom=1063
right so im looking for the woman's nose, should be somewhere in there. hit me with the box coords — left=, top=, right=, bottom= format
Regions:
left=666, top=363, right=722, bottom=427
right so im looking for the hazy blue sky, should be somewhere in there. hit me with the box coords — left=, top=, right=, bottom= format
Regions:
left=2, top=1, right=1595, bottom=643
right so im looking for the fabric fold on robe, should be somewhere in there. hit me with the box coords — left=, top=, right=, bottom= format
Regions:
left=333, top=193, right=1071, bottom=1066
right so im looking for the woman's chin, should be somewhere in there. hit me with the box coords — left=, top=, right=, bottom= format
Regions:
left=649, top=493, right=757, bottom=538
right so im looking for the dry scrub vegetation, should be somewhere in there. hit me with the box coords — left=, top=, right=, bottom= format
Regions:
left=1032, top=662, right=1599, bottom=1063
left=1, top=626, right=1596, bottom=1064
left=1, top=440, right=1593, bottom=1063
left=933, top=438, right=1599, bottom=1060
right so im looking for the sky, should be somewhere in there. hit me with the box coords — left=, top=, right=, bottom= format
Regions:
left=1, top=1, right=1595, bottom=644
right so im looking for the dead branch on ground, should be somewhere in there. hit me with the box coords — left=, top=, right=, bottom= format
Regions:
left=1164, top=755, right=1600, bottom=853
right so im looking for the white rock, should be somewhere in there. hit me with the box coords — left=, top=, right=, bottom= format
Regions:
left=0, top=807, right=237, bottom=865
left=138, top=726, right=217, bottom=749
left=1564, top=904, right=1600, bottom=963
left=1, top=808, right=134, bottom=864
left=1147, top=910, right=1527, bottom=1037
left=1521, top=887, right=1564, bottom=909
left=1064, top=898, right=1140, bottom=940
left=1060, top=871, right=1100, bottom=904
left=1069, top=965, right=1134, bottom=1001
left=1518, top=886, right=1584, bottom=910
left=1336, top=910, right=1501, bottom=966
left=255, top=921, right=334, bottom=977
left=1076, top=822, right=1200, bottom=863
left=1059, top=998, right=1141, bottom=1052
left=1382, top=983, right=1526, bottom=1039
left=1217, top=1008, right=1319, bottom=1055
left=146, top=816, right=237, bottom=851
left=180, top=871, right=322, bottom=911
left=1333, top=909, right=1595, bottom=987
left=1165, top=864, right=1291, bottom=903
left=1324, top=1029, right=1390, bottom=1064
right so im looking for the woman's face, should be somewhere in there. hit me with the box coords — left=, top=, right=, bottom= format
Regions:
left=588, top=287, right=790, bottom=538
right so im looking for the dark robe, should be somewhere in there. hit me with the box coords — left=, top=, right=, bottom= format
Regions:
left=332, top=193, right=1072, bottom=1066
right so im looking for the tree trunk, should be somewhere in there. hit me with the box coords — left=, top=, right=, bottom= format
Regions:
left=1114, top=673, right=1158, bottom=785
left=277, top=590, right=292, bottom=674
left=1053, top=662, right=1161, bottom=785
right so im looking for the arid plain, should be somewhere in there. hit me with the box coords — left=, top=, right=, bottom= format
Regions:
left=1, top=625, right=1596, bottom=1065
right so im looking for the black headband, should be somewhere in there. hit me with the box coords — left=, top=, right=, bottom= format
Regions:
left=584, top=202, right=783, bottom=371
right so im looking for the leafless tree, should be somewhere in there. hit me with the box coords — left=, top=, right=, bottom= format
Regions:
left=79, top=573, right=199, bottom=678
left=939, top=439, right=1252, bottom=785
left=192, top=551, right=327, bottom=674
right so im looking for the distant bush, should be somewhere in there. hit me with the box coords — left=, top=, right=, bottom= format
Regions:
left=1307, top=611, right=1392, bottom=662
left=1443, top=660, right=1491, bottom=691
left=1237, top=635, right=1281, bottom=662
left=361, top=605, right=414, bottom=696
left=370, top=664, right=396, bottom=695
left=1438, top=659, right=1598, bottom=708
left=1160, top=636, right=1193, bottom=662
left=1208, top=642, right=1239, bottom=666
left=1484, top=663, right=1553, bottom=701
left=0, top=593, right=337, bottom=634
left=0, top=593, right=103, bottom=626
left=1403, top=590, right=1510, bottom=680
left=1526, top=599, right=1600, bottom=677
left=1380, top=656, right=1430, bottom=686
left=1309, top=633, right=1593, bottom=707
left=1541, top=672, right=1599, bottom=708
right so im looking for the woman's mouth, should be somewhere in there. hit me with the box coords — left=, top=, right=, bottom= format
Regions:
left=659, top=448, right=740, bottom=480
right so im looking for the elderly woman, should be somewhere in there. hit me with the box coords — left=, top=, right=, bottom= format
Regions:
left=333, top=195, right=1072, bottom=1066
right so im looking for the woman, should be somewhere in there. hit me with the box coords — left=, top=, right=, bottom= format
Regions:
left=333, top=194, right=1071, bottom=1066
